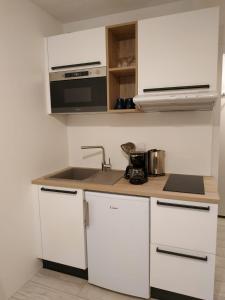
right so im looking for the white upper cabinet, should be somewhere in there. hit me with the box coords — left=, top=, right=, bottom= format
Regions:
left=138, top=7, right=219, bottom=95
left=47, top=27, right=106, bottom=71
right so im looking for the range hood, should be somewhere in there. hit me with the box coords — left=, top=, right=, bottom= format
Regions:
left=133, top=85, right=218, bottom=112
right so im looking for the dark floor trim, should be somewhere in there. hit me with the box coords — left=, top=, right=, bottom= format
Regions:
left=43, top=260, right=88, bottom=280
left=218, top=215, right=225, bottom=218
left=151, top=287, right=202, bottom=300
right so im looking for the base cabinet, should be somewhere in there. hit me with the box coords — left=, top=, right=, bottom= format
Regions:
left=151, top=198, right=217, bottom=253
left=151, top=244, right=215, bottom=300
left=150, top=197, right=217, bottom=300
left=35, top=186, right=87, bottom=269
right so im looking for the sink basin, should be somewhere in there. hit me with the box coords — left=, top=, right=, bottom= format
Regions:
left=48, top=167, right=124, bottom=185
left=84, top=169, right=124, bottom=185
left=49, top=167, right=99, bottom=181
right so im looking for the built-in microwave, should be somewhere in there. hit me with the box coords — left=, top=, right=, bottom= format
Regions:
left=49, top=66, right=107, bottom=113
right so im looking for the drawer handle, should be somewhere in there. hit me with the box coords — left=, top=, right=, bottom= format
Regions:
left=157, top=200, right=210, bottom=211
left=41, top=187, right=77, bottom=195
left=51, top=61, right=101, bottom=70
left=143, top=84, right=210, bottom=93
left=156, top=247, right=208, bottom=262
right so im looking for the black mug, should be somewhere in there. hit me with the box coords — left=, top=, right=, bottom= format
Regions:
left=125, top=98, right=135, bottom=109
left=115, top=98, right=126, bottom=109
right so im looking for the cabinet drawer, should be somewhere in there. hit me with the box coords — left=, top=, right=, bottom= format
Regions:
left=150, top=244, right=215, bottom=300
left=151, top=198, right=217, bottom=254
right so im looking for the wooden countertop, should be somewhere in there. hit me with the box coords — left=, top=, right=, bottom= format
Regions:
left=32, top=167, right=220, bottom=204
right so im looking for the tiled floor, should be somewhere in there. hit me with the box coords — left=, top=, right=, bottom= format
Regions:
left=10, top=218, right=225, bottom=300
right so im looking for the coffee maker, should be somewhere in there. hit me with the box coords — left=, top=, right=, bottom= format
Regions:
left=125, top=151, right=148, bottom=185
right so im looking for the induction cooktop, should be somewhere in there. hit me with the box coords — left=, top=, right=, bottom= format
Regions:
left=163, top=174, right=205, bottom=195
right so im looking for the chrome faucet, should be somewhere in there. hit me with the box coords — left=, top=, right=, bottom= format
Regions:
left=81, top=145, right=111, bottom=171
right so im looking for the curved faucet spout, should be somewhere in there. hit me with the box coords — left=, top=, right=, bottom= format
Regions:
left=81, top=145, right=111, bottom=171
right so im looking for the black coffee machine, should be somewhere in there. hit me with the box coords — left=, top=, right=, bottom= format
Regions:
left=124, top=151, right=148, bottom=185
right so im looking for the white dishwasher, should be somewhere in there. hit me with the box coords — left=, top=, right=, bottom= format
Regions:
left=85, top=192, right=150, bottom=299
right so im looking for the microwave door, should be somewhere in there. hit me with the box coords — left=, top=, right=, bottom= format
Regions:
left=50, top=76, right=107, bottom=113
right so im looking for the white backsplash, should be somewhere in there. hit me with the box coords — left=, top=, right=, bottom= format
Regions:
left=67, top=111, right=213, bottom=176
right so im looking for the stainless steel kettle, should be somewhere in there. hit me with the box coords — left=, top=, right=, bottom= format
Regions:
left=148, top=149, right=165, bottom=176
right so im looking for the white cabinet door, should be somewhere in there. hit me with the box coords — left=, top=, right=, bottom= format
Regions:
left=86, top=192, right=150, bottom=299
left=39, top=186, right=87, bottom=269
left=138, top=7, right=219, bottom=94
left=150, top=244, right=215, bottom=300
left=47, top=27, right=106, bottom=71
left=151, top=198, right=218, bottom=254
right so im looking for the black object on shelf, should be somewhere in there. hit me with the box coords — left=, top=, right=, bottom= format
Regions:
left=163, top=174, right=205, bottom=195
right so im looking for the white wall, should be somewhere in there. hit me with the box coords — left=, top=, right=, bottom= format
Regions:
left=0, top=0, right=67, bottom=299
left=65, top=1, right=221, bottom=177
left=67, top=112, right=213, bottom=175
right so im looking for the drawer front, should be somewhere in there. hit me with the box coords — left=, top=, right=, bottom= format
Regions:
left=150, top=244, right=215, bottom=300
left=151, top=198, right=218, bottom=254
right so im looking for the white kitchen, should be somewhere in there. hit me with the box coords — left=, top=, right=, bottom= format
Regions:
left=0, top=0, right=225, bottom=300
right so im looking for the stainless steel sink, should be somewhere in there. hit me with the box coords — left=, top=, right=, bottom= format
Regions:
left=49, top=167, right=99, bottom=181
left=49, top=167, right=124, bottom=185
left=84, top=169, right=124, bottom=185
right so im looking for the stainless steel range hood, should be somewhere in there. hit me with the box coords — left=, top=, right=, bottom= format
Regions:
left=133, top=85, right=218, bottom=112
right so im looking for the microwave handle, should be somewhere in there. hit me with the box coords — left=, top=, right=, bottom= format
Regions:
left=51, top=61, right=101, bottom=71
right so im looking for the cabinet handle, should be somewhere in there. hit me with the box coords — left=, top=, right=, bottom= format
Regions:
left=157, top=200, right=210, bottom=211
left=51, top=61, right=101, bottom=70
left=156, top=247, right=208, bottom=262
left=84, top=200, right=89, bottom=227
left=41, top=187, right=77, bottom=195
left=143, top=84, right=210, bottom=93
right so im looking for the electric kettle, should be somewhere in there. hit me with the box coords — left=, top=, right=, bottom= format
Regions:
left=148, top=149, right=165, bottom=176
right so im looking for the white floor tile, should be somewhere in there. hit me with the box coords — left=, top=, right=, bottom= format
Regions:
left=217, top=247, right=225, bottom=258
left=12, top=281, right=82, bottom=300
left=31, top=269, right=86, bottom=296
left=216, top=267, right=225, bottom=282
left=78, top=283, right=142, bottom=300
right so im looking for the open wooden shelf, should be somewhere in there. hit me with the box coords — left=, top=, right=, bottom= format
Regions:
left=106, top=22, right=137, bottom=112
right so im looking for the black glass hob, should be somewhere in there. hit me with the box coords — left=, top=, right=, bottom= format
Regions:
left=163, top=174, right=205, bottom=195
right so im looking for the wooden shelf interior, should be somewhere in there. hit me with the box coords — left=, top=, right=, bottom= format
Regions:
left=107, top=22, right=137, bottom=111
left=107, top=23, right=136, bottom=69
left=108, top=72, right=136, bottom=110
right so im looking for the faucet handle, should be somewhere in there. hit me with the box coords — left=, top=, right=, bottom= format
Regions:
left=102, top=157, right=112, bottom=171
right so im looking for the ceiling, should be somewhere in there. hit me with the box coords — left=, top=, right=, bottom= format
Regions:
left=31, top=0, right=178, bottom=23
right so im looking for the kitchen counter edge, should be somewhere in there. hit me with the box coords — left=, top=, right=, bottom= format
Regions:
left=32, top=168, right=220, bottom=204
